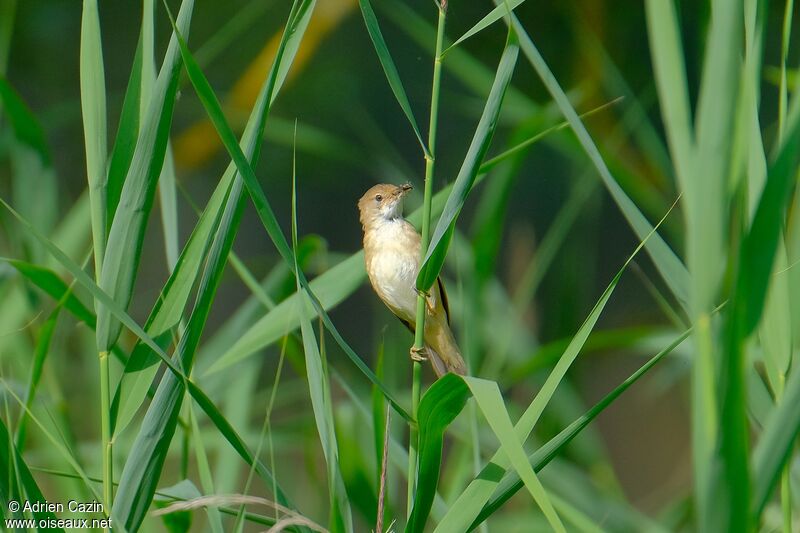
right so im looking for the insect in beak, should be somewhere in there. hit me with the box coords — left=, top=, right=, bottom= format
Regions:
left=396, top=183, right=413, bottom=197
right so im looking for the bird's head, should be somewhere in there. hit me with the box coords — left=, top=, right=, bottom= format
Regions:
left=358, top=183, right=413, bottom=228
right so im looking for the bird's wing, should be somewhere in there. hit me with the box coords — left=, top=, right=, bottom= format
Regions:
left=436, top=276, right=451, bottom=325
left=388, top=277, right=449, bottom=329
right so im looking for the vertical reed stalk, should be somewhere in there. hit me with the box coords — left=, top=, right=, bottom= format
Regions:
left=80, top=0, right=111, bottom=519
left=407, top=0, right=447, bottom=519
left=99, top=349, right=112, bottom=514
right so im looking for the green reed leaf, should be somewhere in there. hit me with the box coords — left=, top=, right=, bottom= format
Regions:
left=357, top=0, right=429, bottom=157
left=416, top=32, right=518, bottom=291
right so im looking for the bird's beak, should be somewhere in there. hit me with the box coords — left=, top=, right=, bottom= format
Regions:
left=398, top=183, right=413, bottom=196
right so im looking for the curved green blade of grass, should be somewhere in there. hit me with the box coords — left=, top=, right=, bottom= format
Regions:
left=271, top=0, right=315, bottom=107
left=149, top=1, right=178, bottom=272
left=789, top=205, right=800, bottom=350
left=407, top=375, right=565, bottom=533
left=71, top=23, right=116, bottom=494
left=141, top=0, right=156, bottom=114
left=158, top=146, right=180, bottom=271
left=106, top=36, right=142, bottom=224
left=292, top=166, right=353, bottom=533
left=746, top=0, right=795, bottom=524
left=472, top=321, right=697, bottom=527
left=643, top=0, right=692, bottom=191
left=500, top=3, right=690, bottom=314
left=739, top=105, right=800, bottom=339
left=691, top=0, right=742, bottom=303
left=645, top=1, right=741, bottom=527
left=416, top=32, right=518, bottom=291
left=95, top=0, right=193, bottom=353
left=357, top=0, right=429, bottom=157
left=406, top=374, right=470, bottom=533
left=96, top=2, right=186, bottom=513
left=79, top=0, right=108, bottom=277
left=694, top=3, right=746, bottom=525
left=748, top=98, right=800, bottom=520
left=447, top=0, right=523, bottom=52
left=434, top=198, right=675, bottom=531
left=737, top=0, right=767, bottom=214
left=464, top=377, right=565, bottom=533
left=0, top=416, right=63, bottom=530
left=739, top=0, right=790, bottom=399
left=6, top=260, right=95, bottom=328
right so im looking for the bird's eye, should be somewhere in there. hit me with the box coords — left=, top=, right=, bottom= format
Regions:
left=375, top=194, right=383, bottom=202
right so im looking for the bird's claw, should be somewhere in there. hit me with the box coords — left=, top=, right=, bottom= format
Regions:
left=414, top=287, right=435, bottom=313
left=410, top=346, right=428, bottom=362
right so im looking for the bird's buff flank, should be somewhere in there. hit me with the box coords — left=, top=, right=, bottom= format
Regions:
left=358, top=183, right=466, bottom=377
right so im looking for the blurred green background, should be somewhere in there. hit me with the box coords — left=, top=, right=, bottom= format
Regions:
left=2, top=0, right=799, bottom=531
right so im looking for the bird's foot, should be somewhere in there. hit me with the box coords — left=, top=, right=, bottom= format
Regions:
left=410, top=346, right=428, bottom=362
left=413, top=287, right=435, bottom=313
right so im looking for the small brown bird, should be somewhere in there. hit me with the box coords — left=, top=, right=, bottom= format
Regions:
left=358, top=183, right=466, bottom=377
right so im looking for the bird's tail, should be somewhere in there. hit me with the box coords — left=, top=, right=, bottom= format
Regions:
left=425, top=318, right=467, bottom=377
left=426, top=345, right=466, bottom=377
left=426, top=347, right=449, bottom=377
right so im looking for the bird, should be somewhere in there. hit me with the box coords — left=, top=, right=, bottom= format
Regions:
left=358, top=183, right=466, bottom=377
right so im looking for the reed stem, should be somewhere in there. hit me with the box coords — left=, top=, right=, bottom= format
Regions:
left=99, top=350, right=112, bottom=520
left=407, top=2, right=447, bottom=519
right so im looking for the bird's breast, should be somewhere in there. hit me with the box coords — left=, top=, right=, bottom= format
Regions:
left=364, top=221, right=420, bottom=320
